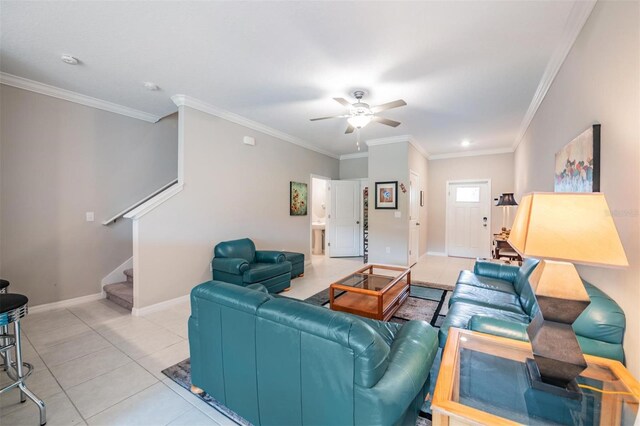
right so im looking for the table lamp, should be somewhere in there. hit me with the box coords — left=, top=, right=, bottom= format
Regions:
left=496, top=192, right=518, bottom=234
left=508, top=192, right=628, bottom=398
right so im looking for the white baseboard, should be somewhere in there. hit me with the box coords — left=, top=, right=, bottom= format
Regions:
left=426, top=251, right=448, bottom=257
left=132, top=294, right=189, bottom=317
left=101, top=257, right=133, bottom=286
left=30, top=292, right=105, bottom=314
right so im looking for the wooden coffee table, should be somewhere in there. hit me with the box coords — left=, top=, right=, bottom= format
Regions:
left=329, top=264, right=411, bottom=321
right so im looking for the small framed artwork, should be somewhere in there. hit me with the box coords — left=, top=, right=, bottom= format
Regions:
left=375, top=181, right=398, bottom=209
left=554, top=124, right=601, bottom=192
left=420, top=190, right=424, bottom=207
left=290, top=181, right=308, bottom=215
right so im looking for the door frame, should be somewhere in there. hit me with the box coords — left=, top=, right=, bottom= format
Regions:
left=444, top=179, right=492, bottom=258
left=309, top=174, right=331, bottom=257
left=408, top=170, right=420, bottom=266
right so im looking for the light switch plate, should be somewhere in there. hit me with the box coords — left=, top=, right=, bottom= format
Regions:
left=85, top=212, right=94, bottom=222
left=394, top=211, right=401, bottom=218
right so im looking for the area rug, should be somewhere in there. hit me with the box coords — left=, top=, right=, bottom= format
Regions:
left=162, top=282, right=449, bottom=425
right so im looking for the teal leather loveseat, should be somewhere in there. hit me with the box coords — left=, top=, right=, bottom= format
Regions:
left=440, top=258, right=626, bottom=362
left=189, top=281, right=439, bottom=426
left=212, top=238, right=291, bottom=293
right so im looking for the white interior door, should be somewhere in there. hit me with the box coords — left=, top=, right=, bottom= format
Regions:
left=447, top=181, right=491, bottom=258
left=409, top=171, right=420, bottom=265
left=328, top=180, right=360, bottom=257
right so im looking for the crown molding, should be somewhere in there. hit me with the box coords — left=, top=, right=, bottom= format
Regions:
left=171, top=94, right=339, bottom=159
left=365, top=134, right=430, bottom=160
left=512, top=0, right=597, bottom=151
left=428, top=147, right=514, bottom=160
left=339, top=152, right=368, bottom=160
left=0, top=72, right=161, bottom=123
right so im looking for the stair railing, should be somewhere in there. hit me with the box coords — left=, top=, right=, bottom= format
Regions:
left=102, top=178, right=178, bottom=225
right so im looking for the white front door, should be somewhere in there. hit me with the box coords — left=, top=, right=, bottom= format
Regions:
left=328, top=180, right=360, bottom=257
left=447, top=181, right=491, bottom=258
left=408, top=171, right=420, bottom=265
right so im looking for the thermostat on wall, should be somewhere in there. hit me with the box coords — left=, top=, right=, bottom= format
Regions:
left=243, top=136, right=255, bottom=146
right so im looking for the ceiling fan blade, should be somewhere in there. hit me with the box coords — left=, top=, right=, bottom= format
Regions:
left=334, top=97, right=353, bottom=108
left=371, top=99, right=407, bottom=113
left=345, top=124, right=355, bottom=134
left=309, top=115, right=349, bottom=121
left=373, top=116, right=401, bottom=127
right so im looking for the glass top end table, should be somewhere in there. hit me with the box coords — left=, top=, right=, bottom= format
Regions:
left=432, top=328, right=640, bottom=426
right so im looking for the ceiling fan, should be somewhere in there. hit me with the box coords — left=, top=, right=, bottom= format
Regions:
left=310, top=90, right=407, bottom=134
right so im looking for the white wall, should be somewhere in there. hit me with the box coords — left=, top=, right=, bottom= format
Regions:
left=133, top=106, right=339, bottom=309
left=0, top=85, right=178, bottom=305
left=427, top=153, right=514, bottom=254
left=514, top=1, right=639, bottom=377
left=367, top=142, right=410, bottom=265
left=339, top=156, right=368, bottom=179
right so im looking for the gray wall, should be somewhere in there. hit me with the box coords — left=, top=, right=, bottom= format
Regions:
left=514, top=1, right=639, bottom=377
left=0, top=85, right=178, bottom=305
left=339, top=157, right=368, bottom=179
left=368, top=143, right=410, bottom=265
left=427, top=153, right=514, bottom=254
left=134, top=106, right=339, bottom=309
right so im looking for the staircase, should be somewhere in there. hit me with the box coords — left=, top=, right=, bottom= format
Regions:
left=104, top=268, right=134, bottom=311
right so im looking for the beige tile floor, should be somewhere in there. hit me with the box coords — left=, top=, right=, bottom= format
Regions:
left=1, top=254, right=472, bottom=426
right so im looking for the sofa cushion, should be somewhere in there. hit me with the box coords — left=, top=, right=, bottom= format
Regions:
left=450, top=283, right=525, bottom=314
left=438, top=301, right=530, bottom=347
left=243, top=262, right=292, bottom=283
left=256, top=297, right=391, bottom=388
left=456, top=270, right=517, bottom=294
left=574, top=282, right=626, bottom=345
left=512, top=258, right=540, bottom=295
left=214, top=238, right=256, bottom=263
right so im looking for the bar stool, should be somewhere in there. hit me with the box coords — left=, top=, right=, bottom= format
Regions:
left=0, top=293, right=47, bottom=425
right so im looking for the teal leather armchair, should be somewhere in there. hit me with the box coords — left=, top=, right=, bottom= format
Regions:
left=189, top=281, right=439, bottom=426
left=212, top=238, right=291, bottom=293
left=440, top=258, right=626, bottom=362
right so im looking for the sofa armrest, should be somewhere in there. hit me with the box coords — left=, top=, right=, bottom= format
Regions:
left=473, top=259, right=519, bottom=283
left=211, top=258, right=250, bottom=275
left=355, top=321, right=438, bottom=425
left=246, top=283, right=268, bottom=294
left=255, top=250, right=285, bottom=264
left=469, top=316, right=528, bottom=341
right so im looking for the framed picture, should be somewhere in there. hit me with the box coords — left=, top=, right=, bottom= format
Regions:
left=554, top=124, right=601, bottom=192
left=290, top=182, right=308, bottom=215
left=375, top=181, right=398, bottom=209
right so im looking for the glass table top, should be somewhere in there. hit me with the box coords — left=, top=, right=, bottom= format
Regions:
left=438, top=329, right=639, bottom=426
left=334, top=273, right=396, bottom=292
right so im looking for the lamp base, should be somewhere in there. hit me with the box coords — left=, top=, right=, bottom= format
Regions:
left=525, top=358, right=582, bottom=400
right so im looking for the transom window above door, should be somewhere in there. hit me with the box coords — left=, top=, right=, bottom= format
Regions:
left=455, top=187, right=480, bottom=203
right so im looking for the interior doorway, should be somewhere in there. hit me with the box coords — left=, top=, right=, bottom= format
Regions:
left=310, top=176, right=330, bottom=256
left=327, top=180, right=361, bottom=257
left=446, top=179, right=491, bottom=258
left=408, top=170, right=420, bottom=266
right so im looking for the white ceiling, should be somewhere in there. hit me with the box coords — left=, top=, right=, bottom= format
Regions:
left=0, top=1, right=578, bottom=157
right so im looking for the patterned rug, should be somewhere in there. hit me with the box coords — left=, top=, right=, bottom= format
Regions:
left=162, top=282, right=450, bottom=426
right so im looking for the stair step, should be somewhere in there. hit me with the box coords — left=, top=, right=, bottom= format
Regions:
left=104, top=281, right=133, bottom=311
left=124, top=268, right=134, bottom=283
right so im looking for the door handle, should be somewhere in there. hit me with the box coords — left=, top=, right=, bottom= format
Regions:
left=416, top=223, right=420, bottom=226
left=356, top=221, right=360, bottom=225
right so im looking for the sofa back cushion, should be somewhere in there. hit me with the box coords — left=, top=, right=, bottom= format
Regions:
left=257, top=297, right=391, bottom=389
left=574, top=281, right=626, bottom=345
left=513, top=258, right=540, bottom=318
left=214, top=238, right=256, bottom=263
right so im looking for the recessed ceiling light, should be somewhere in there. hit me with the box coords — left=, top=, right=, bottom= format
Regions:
left=143, top=82, right=160, bottom=91
left=60, top=55, right=79, bottom=65
left=461, top=139, right=471, bottom=147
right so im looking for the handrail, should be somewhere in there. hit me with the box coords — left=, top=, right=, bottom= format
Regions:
left=102, top=178, right=179, bottom=225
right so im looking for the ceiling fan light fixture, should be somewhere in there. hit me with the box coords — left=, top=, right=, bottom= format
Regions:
left=347, top=114, right=372, bottom=129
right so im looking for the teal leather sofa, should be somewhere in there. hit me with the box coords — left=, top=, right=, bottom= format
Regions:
left=189, top=281, right=439, bottom=426
left=440, top=258, right=626, bottom=362
left=212, top=238, right=291, bottom=293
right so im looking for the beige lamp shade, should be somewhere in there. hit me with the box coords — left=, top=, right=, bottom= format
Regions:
left=508, top=192, right=628, bottom=267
